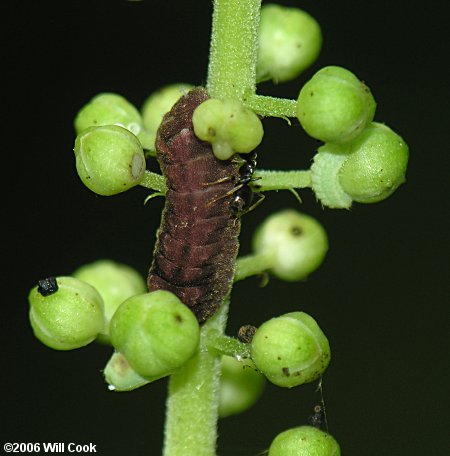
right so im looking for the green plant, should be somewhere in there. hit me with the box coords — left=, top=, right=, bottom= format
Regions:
left=28, top=1, right=408, bottom=455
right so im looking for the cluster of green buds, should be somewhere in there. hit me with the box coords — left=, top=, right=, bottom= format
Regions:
left=28, top=2, right=413, bottom=454
left=253, top=4, right=409, bottom=210
left=28, top=261, right=201, bottom=385
left=73, top=84, right=191, bottom=196
left=28, top=260, right=145, bottom=349
left=297, top=66, right=409, bottom=209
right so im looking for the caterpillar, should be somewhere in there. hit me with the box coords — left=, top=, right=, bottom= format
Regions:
left=147, top=87, right=256, bottom=323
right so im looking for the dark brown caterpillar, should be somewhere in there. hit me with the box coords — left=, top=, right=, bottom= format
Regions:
left=148, top=87, right=253, bottom=323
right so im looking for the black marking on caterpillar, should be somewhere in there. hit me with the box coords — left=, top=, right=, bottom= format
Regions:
left=147, top=87, right=258, bottom=323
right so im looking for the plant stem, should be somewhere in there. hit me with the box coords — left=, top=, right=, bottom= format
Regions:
left=204, top=329, right=252, bottom=360
left=253, top=169, right=312, bottom=191
left=164, top=1, right=264, bottom=455
left=207, top=0, right=261, bottom=100
left=243, top=94, right=298, bottom=118
left=163, top=302, right=229, bottom=456
left=234, top=251, right=275, bottom=282
left=139, top=170, right=166, bottom=193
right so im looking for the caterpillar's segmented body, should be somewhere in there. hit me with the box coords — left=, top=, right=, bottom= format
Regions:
left=147, top=88, right=242, bottom=323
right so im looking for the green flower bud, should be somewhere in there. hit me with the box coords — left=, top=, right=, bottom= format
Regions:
left=192, top=98, right=264, bottom=160
left=104, top=352, right=150, bottom=392
left=297, top=66, right=376, bottom=144
left=110, top=290, right=200, bottom=380
left=252, top=209, right=328, bottom=282
left=311, top=122, right=409, bottom=208
left=141, top=83, right=193, bottom=147
left=28, top=276, right=105, bottom=350
left=269, top=426, right=341, bottom=456
left=251, top=312, right=330, bottom=388
left=73, top=260, right=147, bottom=343
left=257, top=4, right=322, bottom=83
left=74, top=93, right=152, bottom=149
left=219, top=355, right=265, bottom=418
left=74, top=125, right=146, bottom=196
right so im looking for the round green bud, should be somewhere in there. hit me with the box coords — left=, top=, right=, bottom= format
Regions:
left=141, top=83, right=193, bottom=146
left=252, top=209, right=328, bottom=282
left=74, top=93, right=152, bottom=149
left=251, top=312, right=330, bottom=388
left=28, top=276, right=105, bottom=350
left=297, top=66, right=376, bottom=144
left=219, top=356, right=265, bottom=418
left=311, top=122, right=409, bottom=208
left=269, top=426, right=341, bottom=456
left=73, top=260, right=147, bottom=343
left=192, top=98, right=264, bottom=160
left=74, top=125, right=146, bottom=196
left=110, top=290, right=200, bottom=379
left=257, top=4, right=322, bottom=83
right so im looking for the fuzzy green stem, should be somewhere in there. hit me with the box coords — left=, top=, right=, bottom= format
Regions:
left=163, top=1, right=265, bottom=455
left=234, top=251, right=275, bottom=282
left=163, top=302, right=229, bottom=456
left=253, top=169, right=312, bottom=191
left=204, top=328, right=252, bottom=360
left=139, top=170, right=166, bottom=193
left=207, top=0, right=261, bottom=100
left=244, top=94, right=298, bottom=118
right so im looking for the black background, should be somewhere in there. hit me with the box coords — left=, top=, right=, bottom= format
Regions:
left=4, top=1, right=448, bottom=455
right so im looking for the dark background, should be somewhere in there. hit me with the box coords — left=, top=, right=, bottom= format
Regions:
left=4, top=1, right=448, bottom=455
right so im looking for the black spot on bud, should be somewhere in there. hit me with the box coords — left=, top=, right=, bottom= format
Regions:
left=37, top=277, right=59, bottom=297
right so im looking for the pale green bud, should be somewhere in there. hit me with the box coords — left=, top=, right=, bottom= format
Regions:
left=252, top=210, right=328, bottom=282
left=104, top=352, right=150, bottom=392
left=269, top=426, right=341, bottom=456
left=74, top=125, right=146, bottom=196
left=73, top=260, right=146, bottom=343
left=251, top=312, right=330, bottom=388
left=141, top=83, right=193, bottom=147
left=74, top=93, right=152, bottom=149
left=297, top=66, right=376, bottom=144
left=110, top=291, right=200, bottom=379
left=193, top=98, right=264, bottom=160
left=28, top=276, right=105, bottom=350
left=257, top=4, right=322, bottom=83
left=219, top=355, right=265, bottom=418
left=311, top=122, right=409, bottom=208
